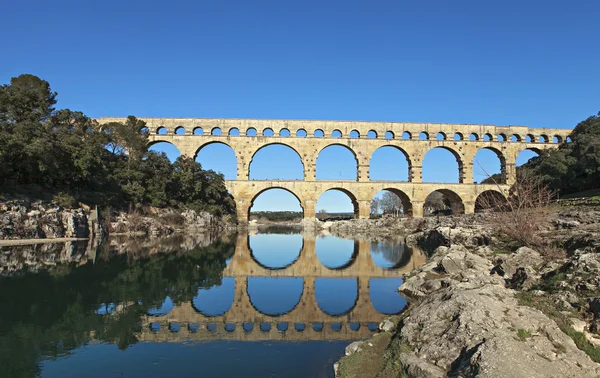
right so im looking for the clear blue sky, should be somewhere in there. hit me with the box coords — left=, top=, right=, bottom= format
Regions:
left=3, top=0, right=598, bottom=212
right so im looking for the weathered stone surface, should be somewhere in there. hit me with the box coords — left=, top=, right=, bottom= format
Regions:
left=378, top=319, right=395, bottom=333
left=345, top=341, right=364, bottom=356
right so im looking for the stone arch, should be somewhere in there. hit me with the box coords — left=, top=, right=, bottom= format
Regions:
left=419, top=132, right=429, bottom=140
left=350, top=130, right=360, bottom=138
left=553, top=135, right=563, bottom=144
left=402, top=131, right=412, bottom=140
left=473, top=147, right=506, bottom=184
left=248, top=187, right=304, bottom=217
left=475, top=190, right=507, bottom=212
left=369, top=146, right=411, bottom=182
left=422, top=146, right=464, bottom=183
left=372, top=188, right=413, bottom=216
left=248, top=143, right=304, bottom=180
left=315, top=278, right=359, bottom=316
left=367, top=130, right=378, bottom=139
left=385, top=131, right=395, bottom=140
left=140, top=126, right=149, bottom=134
left=147, top=141, right=181, bottom=163
left=211, top=127, right=222, bottom=136
left=296, top=128, right=307, bottom=137
left=483, top=133, right=493, bottom=141
left=229, top=127, right=240, bottom=136
left=247, top=277, right=304, bottom=316
left=469, top=133, right=479, bottom=141
left=316, top=188, right=359, bottom=218
left=246, top=127, right=257, bottom=136
left=156, top=126, right=167, bottom=135
left=194, top=141, right=237, bottom=180
left=280, top=128, right=290, bottom=137
left=511, top=134, right=521, bottom=142
left=453, top=132, right=463, bottom=141
left=174, top=126, right=185, bottom=135
left=526, top=134, right=535, bottom=143
left=316, top=144, right=358, bottom=181
left=191, top=277, right=235, bottom=316
left=498, top=133, right=507, bottom=142
left=314, top=129, right=325, bottom=137
left=436, top=132, right=446, bottom=141
left=193, top=127, right=204, bottom=135
left=516, top=147, right=541, bottom=167
left=263, top=128, right=274, bottom=136
left=424, top=189, right=465, bottom=215
left=332, top=129, right=342, bottom=138
left=539, top=135, right=549, bottom=143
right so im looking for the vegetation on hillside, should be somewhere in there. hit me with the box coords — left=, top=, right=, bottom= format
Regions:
left=0, top=74, right=234, bottom=215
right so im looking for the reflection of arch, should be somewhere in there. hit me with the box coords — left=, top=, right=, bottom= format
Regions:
left=473, top=147, right=506, bottom=184
left=475, top=190, right=507, bottom=212
left=248, top=187, right=304, bottom=218
left=316, top=238, right=360, bottom=270
left=315, top=278, right=359, bottom=316
left=369, top=241, right=413, bottom=269
left=378, top=188, right=413, bottom=216
left=423, top=146, right=464, bottom=183
left=318, top=188, right=359, bottom=217
left=425, top=189, right=465, bottom=215
left=191, top=277, right=235, bottom=316
left=248, top=234, right=303, bottom=270
left=248, top=143, right=305, bottom=180
left=247, top=277, right=304, bottom=316
left=369, top=146, right=412, bottom=182
left=316, top=144, right=358, bottom=181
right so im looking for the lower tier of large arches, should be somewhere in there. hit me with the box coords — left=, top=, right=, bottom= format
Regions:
left=226, top=180, right=510, bottom=221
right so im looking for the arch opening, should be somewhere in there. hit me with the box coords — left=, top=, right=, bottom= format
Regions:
left=483, top=133, right=492, bottom=142
left=419, top=132, right=429, bottom=140
left=369, top=146, right=410, bottom=181
left=475, top=190, right=507, bottom=212
left=229, top=127, right=240, bottom=136
left=280, top=128, right=290, bottom=137
left=195, top=142, right=237, bottom=180
left=249, top=144, right=304, bottom=180
left=316, top=188, right=358, bottom=219
left=516, top=148, right=540, bottom=167
left=422, top=147, right=463, bottom=183
left=316, top=145, right=358, bottom=181
left=249, top=187, right=303, bottom=219
left=384, top=131, right=394, bottom=140
left=370, top=189, right=412, bottom=217
left=314, top=129, right=324, bottom=137
left=424, top=189, right=465, bottom=216
left=263, top=128, right=274, bottom=137
left=193, top=127, right=204, bottom=135
left=148, top=141, right=181, bottom=163
left=296, top=129, right=307, bottom=137
left=473, top=147, right=506, bottom=184
left=453, top=132, right=463, bottom=141
left=553, top=135, right=562, bottom=144
left=498, top=133, right=507, bottom=142
left=539, top=135, right=549, bottom=143
left=367, top=130, right=377, bottom=139
left=525, top=134, right=534, bottom=143
left=157, top=126, right=167, bottom=135
left=511, top=134, right=521, bottom=142
left=350, top=130, right=360, bottom=138
left=211, top=127, right=222, bottom=136
left=469, top=133, right=479, bottom=141
left=402, top=131, right=412, bottom=140
left=332, top=129, right=342, bottom=138
left=247, top=127, right=257, bottom=136
left=436, top=132, right=446, bottom=141
left=174, top=126, right=185, bottom=135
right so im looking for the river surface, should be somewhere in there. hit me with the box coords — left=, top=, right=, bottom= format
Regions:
left=0, top=230, right=425, bottom=378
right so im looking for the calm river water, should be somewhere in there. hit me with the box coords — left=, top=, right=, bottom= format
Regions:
left=0, top=230, right=425, bottom=378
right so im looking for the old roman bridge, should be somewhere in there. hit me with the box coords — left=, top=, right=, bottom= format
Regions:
left=98, top=117, right=571, bottom=220
left=135, top=234, right=426, bottom=342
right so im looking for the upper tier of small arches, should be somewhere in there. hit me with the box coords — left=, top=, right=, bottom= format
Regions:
left=98, top=117, right=573, bottom=145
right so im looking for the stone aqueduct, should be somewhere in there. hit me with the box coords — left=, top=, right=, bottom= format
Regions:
left=98, top=117, right=572, bottom=220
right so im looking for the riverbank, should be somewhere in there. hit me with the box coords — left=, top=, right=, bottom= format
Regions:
left=334, top=205, right=600, bottom=377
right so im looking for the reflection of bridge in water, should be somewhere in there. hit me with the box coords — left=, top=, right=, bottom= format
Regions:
left=139, top=234, right=426, bottom=342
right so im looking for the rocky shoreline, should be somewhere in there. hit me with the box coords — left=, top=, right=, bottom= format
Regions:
left=334, top=207, right=600, bottom=378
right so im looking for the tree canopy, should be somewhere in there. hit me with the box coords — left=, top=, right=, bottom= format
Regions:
left=0, top=74, right=234, bottom=215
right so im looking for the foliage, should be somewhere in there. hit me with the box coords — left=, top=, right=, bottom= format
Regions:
left=0, top=238, right=235, bottom=376
left=0, top=74, right=234, bottom=215
left=524, top=111, right=600, bottom=195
